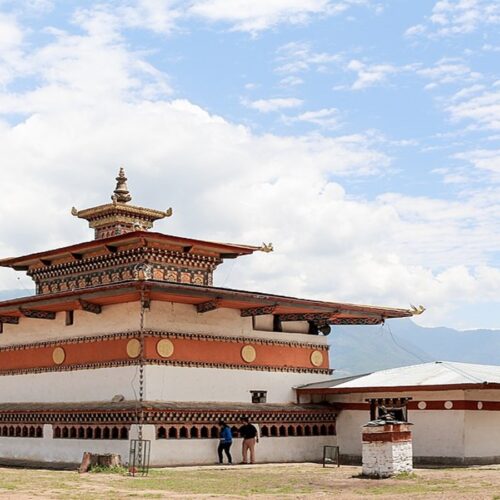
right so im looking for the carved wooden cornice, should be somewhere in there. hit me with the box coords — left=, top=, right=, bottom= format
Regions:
left=19, top=309, right=56, bottom=320
left=78, top=299, right=102, bottom=314
left=240, top=305, right=277, bottom=317
left=196, top=299, right=220, bottom=313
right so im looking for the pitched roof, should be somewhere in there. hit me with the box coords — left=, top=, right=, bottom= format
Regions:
left=0, top=279, right=415, bottom=323
left=296, top=361, right=500, bottom=393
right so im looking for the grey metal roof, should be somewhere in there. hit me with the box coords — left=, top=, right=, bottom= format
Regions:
left=297, top=361, right=500, bottom=390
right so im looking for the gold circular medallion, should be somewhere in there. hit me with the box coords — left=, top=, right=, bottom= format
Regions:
left=52, top=347, right=66, bottom=365
left=241, top=345, right=256, bottom=363
left=157, top=339, right=174, bottom=358
left=126, top=338, right=141, bottom=359
left=310, top=350, right=324, bottom=367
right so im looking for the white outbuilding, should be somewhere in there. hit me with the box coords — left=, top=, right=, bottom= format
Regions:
left=296, top=361, right=500, bottom=465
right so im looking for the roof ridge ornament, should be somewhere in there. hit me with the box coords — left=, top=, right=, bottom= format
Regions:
left=410, top=304, right=426, bottom=315
left=113, top=167, right=132, bottom=203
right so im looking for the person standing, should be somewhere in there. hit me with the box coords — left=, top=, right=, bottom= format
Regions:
left=240, top=417, right=259, bottom=464
left=217, top=421, right=233, bottom=464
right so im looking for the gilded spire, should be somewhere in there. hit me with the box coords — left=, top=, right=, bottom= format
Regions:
left=112, top=167, right=132, bottom=203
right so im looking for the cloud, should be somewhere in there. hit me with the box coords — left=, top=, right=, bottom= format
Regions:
left=284, top=107, right=340, bottom=128
left=188, top=0, right=371, bottom=33
left=446, top=83, right=500, bottom=130
left=417, top=58, right=482, bottom=90
left=455, top=149, right=500, bottom=174
left=346, top=59, right=397, bottom=90
left=279, top=75, right=304, bottom=87
left=74, top=1, right=181, bottom=37
left=406, top=0, right=500, bottom=38
left=0, top=13, right=24, bottom=86
left=275, top=41, right=341, bottom=74
left=244, top=97, right=303, bottom=112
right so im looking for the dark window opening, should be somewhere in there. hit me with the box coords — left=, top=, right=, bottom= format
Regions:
left=65, top=310, right=74, bottom=326
left=251, top=390, right=267, bottom=404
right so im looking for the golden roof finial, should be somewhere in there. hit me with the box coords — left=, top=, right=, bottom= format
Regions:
left=113, top=167, right=132, bottom=203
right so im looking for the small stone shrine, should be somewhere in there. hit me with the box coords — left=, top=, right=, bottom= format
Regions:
left=361, top=417, right=413, bottom=478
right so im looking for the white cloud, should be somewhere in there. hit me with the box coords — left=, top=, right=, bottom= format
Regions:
left=404, top=23, right=426, bottom=37
left=406, top=0, right=500, bottom=38
left=446, top=84, right=500, bottom=130
left=285, top=107, right=340, bottom=128
left=244, top=97, right=303, bottom=112
left=0, top=13, right=24, bottom=87
left=346, top=59, right=397, bottom=90
left=279, top=75, right=304, bottom=87
left=455, top=149, right=500, bottom=174
left=275, top=41, right=341, bottom=74
left=73, top=1, right=181, bottom=38
left=417, top=58, right=482, bottom=90
left=188, top=0, right=371, bottom=33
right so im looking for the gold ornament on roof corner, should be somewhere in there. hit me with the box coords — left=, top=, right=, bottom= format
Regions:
left=260, top=243, right=273, bottom=253
left=410, top=305, right=426, bottom=316
left=165, top=207, right=173, bottom=217
left=71, top=207, right=78, bottom=216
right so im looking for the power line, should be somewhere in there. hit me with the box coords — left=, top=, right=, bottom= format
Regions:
left=383, top=321, right=432, bottom=364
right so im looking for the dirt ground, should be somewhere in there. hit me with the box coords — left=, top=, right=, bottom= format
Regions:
left=0, top=463, right=500, bottom=499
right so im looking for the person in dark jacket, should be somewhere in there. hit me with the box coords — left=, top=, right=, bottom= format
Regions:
left=240, top=417, right=259, bottom=464
left=218, top=420, right=233, bottom=464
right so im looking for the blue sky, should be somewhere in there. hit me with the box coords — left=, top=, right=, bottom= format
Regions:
left=0, top=0, right=499, bottom=329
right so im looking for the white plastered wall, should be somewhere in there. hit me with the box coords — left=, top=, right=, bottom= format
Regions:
left=0, top=367, right=140, bottom=403
left=145, top=302, right=328, bottom=346
left=145, top=365, right=329, bottom=404
left=329, top=390, right=467, bottom=460
left=151, top=437, right=337, bottom=466
left=0, top=302, right=141, bottom=346
left=0, top=425, right=337, bottom=466
left=464, top=389, right=500, bottom=458
left=0, top=301, right=327, bottom=347
left=143, top=420, right=337, bottom=466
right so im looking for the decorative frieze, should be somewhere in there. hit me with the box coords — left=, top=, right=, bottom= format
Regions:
left=53, top=425, right=129, bottom=440
left=0, top=329, right=330, bottom=376
left=0, top=425, right=43, bottom=438
left=0, top=404, right=336, bottom=435
left=30, top=247, right=221, bottom=295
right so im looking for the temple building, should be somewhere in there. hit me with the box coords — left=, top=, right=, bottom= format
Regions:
left=297, top=361, right=500, bottom=465
left=0, top=169, right=417, bottom=467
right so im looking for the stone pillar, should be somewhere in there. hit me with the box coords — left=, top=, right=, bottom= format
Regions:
left=361, top=420, right=413, bottom=478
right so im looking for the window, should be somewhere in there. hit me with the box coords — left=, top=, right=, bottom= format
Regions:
left=250, top=390, right=267, bottom=403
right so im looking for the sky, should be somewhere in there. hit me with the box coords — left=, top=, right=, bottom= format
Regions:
left=0, top=0, right=499, bottom=330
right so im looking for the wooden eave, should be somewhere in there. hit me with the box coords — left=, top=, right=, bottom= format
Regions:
left=74, top=202, right=167, bottom=220
left=0, top=231, right=261, bottom=271
left=0, top=280, right=414, bottom=321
